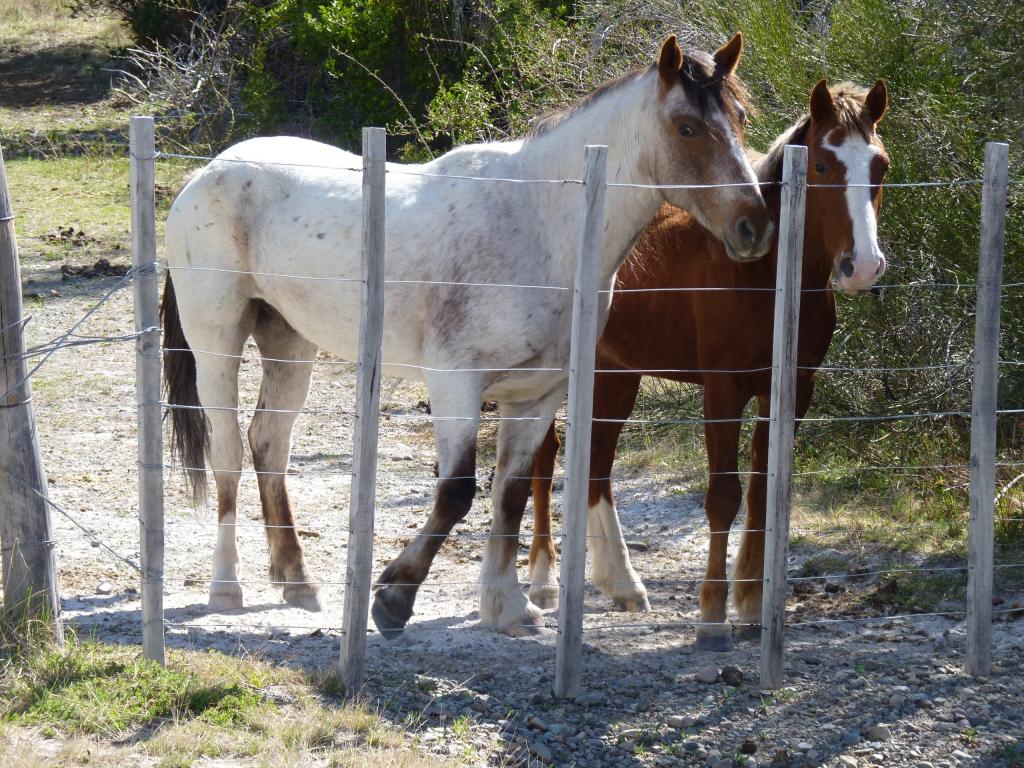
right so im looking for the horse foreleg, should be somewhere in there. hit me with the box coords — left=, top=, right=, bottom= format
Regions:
left=372, top=377, right=482, bottom=639
left=528, top=422, right=560, bottom=609
left=697, top=385, right=745, bottom=652
left=587, top=370, right=648, bottom=611
left=733, top=379, right=815, bottom=634
left=480, top=387, right=564, bottom=635
left=249, top=310, right=319, bottom=611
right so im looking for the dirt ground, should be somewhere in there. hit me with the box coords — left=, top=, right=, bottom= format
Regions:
left=7, top=262, right=1021, bottom=767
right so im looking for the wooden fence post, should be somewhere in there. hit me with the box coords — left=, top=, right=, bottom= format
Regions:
left=759, top=143, right=806, bottom=690
left=130, top=116, right=165, bottom=665
left=966, top=141, right=1009, bottom=677
left=0, top=145, right=63, bottom=642
left=554, top=144, right=607, bottom=700
left=340, top=127, right=386, bottom=693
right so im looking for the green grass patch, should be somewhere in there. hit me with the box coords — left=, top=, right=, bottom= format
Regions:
left=6, top=155, right=193, bottom=267
left=0, top=637, right=453, bottom=767
left=2, top=641, right=271, bottom=735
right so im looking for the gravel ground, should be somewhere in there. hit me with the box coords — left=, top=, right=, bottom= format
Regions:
left=11, top=268, right=1024, bottom=767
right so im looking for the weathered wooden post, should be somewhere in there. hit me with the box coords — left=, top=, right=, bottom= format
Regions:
left=759, top=143, right=806, bottom=690
left=554, top=144, right=607, bottom=699
left=340, top=126, right=386, bottom=693
left=130, top=116, right=165, bottom=665
left=966, top=141, right=1009, bottom=677
left=0, top=145, right=63, bottom=642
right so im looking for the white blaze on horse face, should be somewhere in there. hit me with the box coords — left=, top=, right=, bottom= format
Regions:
left=711, top=109, right=761, bottom=199
left=830, top=132, right=887, bottom=292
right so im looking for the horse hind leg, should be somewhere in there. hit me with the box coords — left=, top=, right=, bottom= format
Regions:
left=189, top=304, right=256, bottom=611
left=248, top=304, right=320, bottom=612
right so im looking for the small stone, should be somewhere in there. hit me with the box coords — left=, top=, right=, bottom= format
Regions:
left=842, top=729, right=861, bottom=746
left=695, top=666, right=720, bottom=684
left=740, top=737, right=757, bottom=754
left=470, top=697, right=490, bottom=713
left=530, top=740, right=553, bottom=763
left=795, top=742, right=814, bottom=752
left=97, top=580, right=113, bottom=595
left=667, top=714, right=695, bottom=729
left=839, top=757, right=858, bottom=768
left=706, top=749, right=722, bottom=765
left=721, top=665, right=744, bottom=686
left=866, top=724, right=892, bottom=742
left=915, top=762, right=935, bottom=768
left=527, top=716, right=547, bottom=732
left=772, top=747, right=790, bottom=765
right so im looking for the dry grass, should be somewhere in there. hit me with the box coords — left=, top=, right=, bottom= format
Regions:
left=1, top=639, right=460, bottom=768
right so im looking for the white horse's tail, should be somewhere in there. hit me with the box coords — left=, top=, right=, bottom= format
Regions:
left=161, top=274, right=209, bottom=504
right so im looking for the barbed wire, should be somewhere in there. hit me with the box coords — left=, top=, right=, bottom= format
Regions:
left=153, top=151, right=993, bottom=191
left=0, top=464, right=141, bottom=573
left=0, top=265, right=150, bottom=403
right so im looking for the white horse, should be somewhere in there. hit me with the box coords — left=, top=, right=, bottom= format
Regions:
left=162, top=33, right=774, bottom=637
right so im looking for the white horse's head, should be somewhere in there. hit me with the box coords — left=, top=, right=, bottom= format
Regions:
left=649, top=33, right=774, bottom=263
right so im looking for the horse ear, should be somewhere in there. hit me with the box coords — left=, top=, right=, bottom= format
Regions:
left=713, top=32, right=743, bottom=76
left=810, top=79, right=834, bottom=123
left=865, top=79, right=888, bottom=126
left=658, top=35, right=684, bottom=83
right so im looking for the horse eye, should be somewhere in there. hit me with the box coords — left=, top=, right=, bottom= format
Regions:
left=679, top=125, right=695, bottom=138
left=814, top=162, right=827, bottom=174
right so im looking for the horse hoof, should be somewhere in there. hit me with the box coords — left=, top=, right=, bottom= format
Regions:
left=613, top=593, right=651, bottom=612
left=529, top=585, right=560, bottom=610
left=283, top=585, right=322, bottom=613
left=208, top=590, right=243, bottom=611
left=372, top=591, right=412, bottom=640
left=733, top=623, right=761, bottom=642
left=695, top=624, right=734, bottom=653
left=496, top=610, right=546, bottom=637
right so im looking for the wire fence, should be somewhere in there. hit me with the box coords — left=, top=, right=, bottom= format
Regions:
left=0, top=123, right=1019, bottom=697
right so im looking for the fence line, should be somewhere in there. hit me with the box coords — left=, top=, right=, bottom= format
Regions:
left=2, top=123, right=1017, bottom=699
left=131, top=116, right=166, bottom=665
left=339, top=127, right=386, bottom=691
left=966, top=142, right=1010, bottom=675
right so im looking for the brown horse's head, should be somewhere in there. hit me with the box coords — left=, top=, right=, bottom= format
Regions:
left=801, top=79, right=889, bottom=292
left=651, top=33, right=774, bottom=262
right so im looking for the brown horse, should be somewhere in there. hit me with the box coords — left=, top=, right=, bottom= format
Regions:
left=527, top=80, right=889, bottom=650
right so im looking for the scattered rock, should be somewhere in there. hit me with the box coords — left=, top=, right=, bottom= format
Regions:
left=667, top=714, right=695, bottom=729
left=740, top=737, right=757, bottom=754
left=96, top=580, right=113, bottom=595
left=866, top=724, right=892, bottom=742
left=60, top=258, right=129, bottom=279
left=529, top=740, right=553, bottom=764
left=695, top=666, right=720, bottom=684
left=839, top=756, right=858, bottom=768
left=721, top=665, right=744, bottom=686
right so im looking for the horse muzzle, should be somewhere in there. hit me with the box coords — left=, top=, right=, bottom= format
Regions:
left=724, top=216, right=775, bottom=263
left=835, top=250, right=886, bottom=293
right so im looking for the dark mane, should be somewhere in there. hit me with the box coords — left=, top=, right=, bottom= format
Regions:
left=527, top=48, right=751, bottom=139
left=758, top=82, right=877, bottom=183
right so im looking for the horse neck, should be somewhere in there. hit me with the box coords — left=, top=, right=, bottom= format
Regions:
left=520, top=70, right=664, bottom=286
left=759, top=168, right=835, bottom=296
